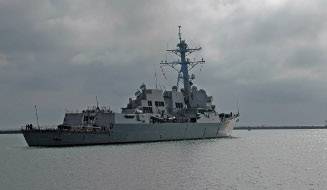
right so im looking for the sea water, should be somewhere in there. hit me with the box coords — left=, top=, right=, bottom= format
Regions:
left=1, top=130, right=326, bottom=190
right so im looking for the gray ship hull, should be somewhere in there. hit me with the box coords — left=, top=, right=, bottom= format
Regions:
left=22, top=120, right=235, bottom=147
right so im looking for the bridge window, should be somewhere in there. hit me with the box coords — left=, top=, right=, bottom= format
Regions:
left=175, top=102, right=183, bottom=109
left=148, top=101, right=152, bottom=106
left=83, top=115, right=95, bottom=122
left=155, top=101, right=165, bottom=107
left=143, top=107, right=153, bottom=113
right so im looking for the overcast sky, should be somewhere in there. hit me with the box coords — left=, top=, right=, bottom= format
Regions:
left=1, top=0, right=327, bottom=128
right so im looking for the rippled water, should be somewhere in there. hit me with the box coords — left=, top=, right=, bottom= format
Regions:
left=1, top=130, right=327, bottom=190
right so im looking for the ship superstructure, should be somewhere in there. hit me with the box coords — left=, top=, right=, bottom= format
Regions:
left=22, top=27, right=239, bottom=147
left=122, top=26, right=217, bottom=122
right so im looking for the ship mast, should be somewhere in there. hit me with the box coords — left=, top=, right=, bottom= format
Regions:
left=160, top=26, right=205, bottom=108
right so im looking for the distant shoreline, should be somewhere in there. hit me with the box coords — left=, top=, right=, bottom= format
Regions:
left=1, top=126, right=327, bottom=134
left=234, top=126, right=327, bottom=130
left=0, top=130, right=22, bottom=134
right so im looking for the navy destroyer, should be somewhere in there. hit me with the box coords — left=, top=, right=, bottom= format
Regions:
left=22, top=26, right=239, bottom=147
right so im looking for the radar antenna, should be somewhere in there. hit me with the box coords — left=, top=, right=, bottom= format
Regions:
left=160, top=26, right=205, bottom=108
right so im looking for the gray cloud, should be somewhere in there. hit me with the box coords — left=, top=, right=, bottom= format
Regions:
left=1, top=0, right=327, bottom=128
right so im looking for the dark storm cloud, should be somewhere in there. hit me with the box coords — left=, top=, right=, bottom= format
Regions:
left=0, top=0, right=327, bottom=128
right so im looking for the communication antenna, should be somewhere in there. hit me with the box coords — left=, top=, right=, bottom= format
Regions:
left=34, top=105, right=40, bottom=129
left=165, top=43, right=168, bottom=62
left=236, top=98, right=240, bottom=116
left=155, top=71, right=158, bottom=89
left=153, top=64, right=158, bottom=89
left=96, top=96, right=99, bottom=109
left=178, top=25, right=182, bottom=43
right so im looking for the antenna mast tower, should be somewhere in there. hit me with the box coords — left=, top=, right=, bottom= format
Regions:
left=160, top=26, right=205, bottom=108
